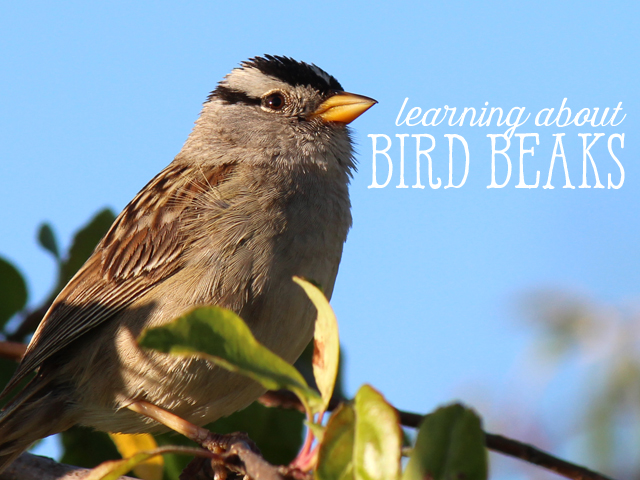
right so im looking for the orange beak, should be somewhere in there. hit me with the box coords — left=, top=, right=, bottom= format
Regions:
left=311, top=92, right=377, bottom=124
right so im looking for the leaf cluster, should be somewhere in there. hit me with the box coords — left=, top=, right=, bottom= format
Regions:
left=5, top=211, right=616, bottom=480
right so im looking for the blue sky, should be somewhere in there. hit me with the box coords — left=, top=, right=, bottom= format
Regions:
left=1, top=1, right=638, bottom=476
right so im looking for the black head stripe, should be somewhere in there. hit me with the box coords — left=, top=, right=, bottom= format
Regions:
left=242, top=55, right=343, bottom=94
left=209, top=85, right=261, bottom=106
left=207, top=55, right=343, bottom=105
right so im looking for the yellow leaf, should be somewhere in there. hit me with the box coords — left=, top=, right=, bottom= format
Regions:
left=85, top=446, right=210, bottom=480
left=293, top=276, right=340, bottom=414
left=109, top=433, right=163, bottom=480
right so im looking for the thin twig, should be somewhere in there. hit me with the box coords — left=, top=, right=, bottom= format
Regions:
left=0, top=341, right=26, bottom=361
left=484, top=433, right=615, bottom=480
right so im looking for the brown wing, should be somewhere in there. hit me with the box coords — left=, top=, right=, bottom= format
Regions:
left=2, top=161, right=236, bottom=396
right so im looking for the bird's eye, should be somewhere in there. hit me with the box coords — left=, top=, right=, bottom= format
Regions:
left=263, top=93, right=285, bottom=110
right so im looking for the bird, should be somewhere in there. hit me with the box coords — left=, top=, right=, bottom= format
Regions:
left=0, top=55, right=376, bottom=472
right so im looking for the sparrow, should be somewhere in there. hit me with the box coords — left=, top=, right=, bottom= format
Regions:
left=0, top=55, right=376, bottom=471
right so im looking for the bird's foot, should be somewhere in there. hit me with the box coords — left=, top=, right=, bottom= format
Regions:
left=179, top=455, right=247, bottom=480
left=200, top=432, right=259, bottom=480
left=200, top=431, right=259, bottom=455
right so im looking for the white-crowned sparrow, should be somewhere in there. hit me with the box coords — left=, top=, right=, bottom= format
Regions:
left=0, top=55, right=375, bottom=471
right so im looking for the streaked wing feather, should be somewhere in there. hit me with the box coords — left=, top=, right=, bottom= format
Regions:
left=2, top=162, right=236, bottom=396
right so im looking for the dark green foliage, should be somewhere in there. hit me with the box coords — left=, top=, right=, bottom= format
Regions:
left=403, top=404, right=487, bottom=480
left=0, top=257, right=28, bottom=330
left=60, top=426, right=121, bottom=469
left=37, top=223, right=61, bottom=260
left=0, top=358, right=17, bottom=409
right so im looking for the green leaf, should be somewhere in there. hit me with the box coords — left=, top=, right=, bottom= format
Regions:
left=354, top=385, right=402, bottom=480
left=37, top=223, right=60, bottom=260
left=293, top=277, right=340, bottom=414
left=316, top=402, right=356, bottom=480
left=58, top=208, right=115, bottom=292
left=83, top=446, right=210, bottom=480
left=0, top=257, right=28, bottom=329
left=402, top=404, right=488, bottom=480
left=138, top=305, right=323, bottom=416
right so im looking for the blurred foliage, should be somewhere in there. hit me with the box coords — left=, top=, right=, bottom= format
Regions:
left=0, top=258, right=28, bottom=331
left=521, top=289, right=640, bottom=479
left=403, top=404, right=486, bottom=480
left=0, top=358, right=17, bottom=410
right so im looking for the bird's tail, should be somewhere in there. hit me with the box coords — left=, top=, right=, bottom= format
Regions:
left=0, top=379, right=74, bottom=474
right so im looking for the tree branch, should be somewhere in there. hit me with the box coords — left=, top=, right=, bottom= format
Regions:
left=0, top=453, right=136, bottom=480
left=1, top=445, right=290, bottom=480
left=483, top=433, right=614, bottom=480
left=0, top=342, right=26, bottom=361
